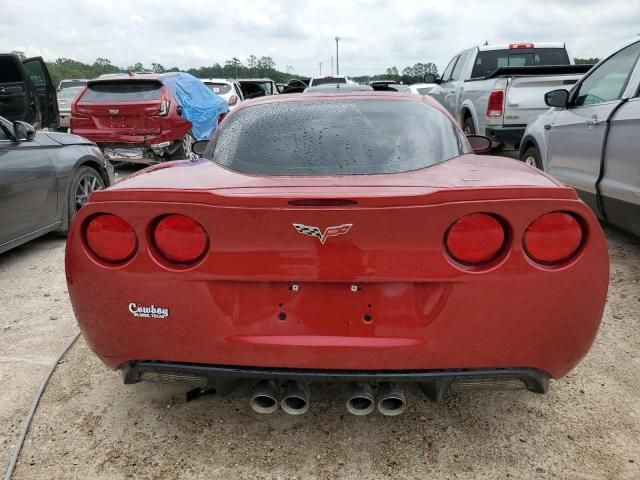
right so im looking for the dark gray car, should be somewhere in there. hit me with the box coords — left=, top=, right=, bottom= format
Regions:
left=0, top=116, right=114, bottom=253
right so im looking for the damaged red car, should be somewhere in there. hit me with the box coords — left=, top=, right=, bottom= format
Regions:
left=65, top=93, right=608, bottom=416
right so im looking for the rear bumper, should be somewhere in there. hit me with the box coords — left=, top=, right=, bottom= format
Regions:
left=485, top=126, right=526, bottom=148
left=123, top=362, right=549, bottom=400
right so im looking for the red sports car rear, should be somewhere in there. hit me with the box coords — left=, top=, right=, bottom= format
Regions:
left=65, top=93, right=608, bottom=415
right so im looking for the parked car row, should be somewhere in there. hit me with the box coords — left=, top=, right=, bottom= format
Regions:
left=424, top=39, right=639, bottom=237
left=518, top=37, right=640, bottom=236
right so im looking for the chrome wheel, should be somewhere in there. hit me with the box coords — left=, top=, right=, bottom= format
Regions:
left=74, top=171, right=104, bottom=212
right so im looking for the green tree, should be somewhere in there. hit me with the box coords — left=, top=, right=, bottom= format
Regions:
left=574, top=57, right=599, bottom=65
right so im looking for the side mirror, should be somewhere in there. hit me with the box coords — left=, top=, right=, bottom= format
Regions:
left=423, top=73, right=438, bottom=84
left=228, top=95, right=238, bottom=107
left=545, top=89, right=569, bottom=108
left=13, top=121, right=36, bottom=142
left=192, top=140, right=208, bottom=157
left=466, top=134, right=492, bottom=154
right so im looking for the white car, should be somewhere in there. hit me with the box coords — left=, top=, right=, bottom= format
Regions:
left=408, top=83, right=437, bottom=95
left=308, top=76, right=355, bottom=87
left=200, top=78, right=244, bottom=112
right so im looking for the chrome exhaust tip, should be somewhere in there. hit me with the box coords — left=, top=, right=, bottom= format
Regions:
left=249, top=380, right=280, bottom=414
left=377, top=383, right=407, bottom=416
left=281, top=381, right=310, bottom=415
left=346, top=383, right=375, bottom=416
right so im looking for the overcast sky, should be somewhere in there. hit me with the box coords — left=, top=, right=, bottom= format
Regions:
left=3, top=0, right=640, bottom=77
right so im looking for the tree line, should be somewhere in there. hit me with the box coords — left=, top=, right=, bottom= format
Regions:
left=10, top=50, right=600, bottom=87
left=351, top=62, right=439, bottom=85
left=10, top=51, right=297, bottom=86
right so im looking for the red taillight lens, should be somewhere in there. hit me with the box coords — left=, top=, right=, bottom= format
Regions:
left=153, top=214, right=208, bottom=264
left=85, top=214, right=137, bottom=263
left=159, top=87, right=170, bottom=116
left=487, top=90, right=504, bottom=118
left=445, top=213, right=506, bottom=265
left=524, top=212, right=583, bottom=265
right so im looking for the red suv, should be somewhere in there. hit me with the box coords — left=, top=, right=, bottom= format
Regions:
left=71, top=73, right=227, bottom=163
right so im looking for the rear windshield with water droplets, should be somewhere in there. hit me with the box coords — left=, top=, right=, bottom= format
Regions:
left=206, top=99, right=469, bottom=175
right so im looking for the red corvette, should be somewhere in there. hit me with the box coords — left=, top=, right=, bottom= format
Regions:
left=66, top=93, right=608, bottom=416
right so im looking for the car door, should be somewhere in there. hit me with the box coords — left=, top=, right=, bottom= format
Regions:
left=0, top=54, right=38, bottom=126
left=0, top=123, right=58, bottom=248
left=545, top=41, right=640, bottom=216
left=442, top=50, right=470, bottom=116
left=598, top=54, right=640, bottom=235
left=22, top=57, right=59, bottom=129
left=429, top=55, right=459, bottom=111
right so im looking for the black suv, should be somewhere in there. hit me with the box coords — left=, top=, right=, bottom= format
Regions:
left=0, top=54, right=59, bottom=129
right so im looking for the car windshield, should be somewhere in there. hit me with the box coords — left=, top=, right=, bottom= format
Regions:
left=78, top=80, right=163, bottom=102
left=57, top=86, right=84, bottom=100
left=471, top=48, right=570, bottom=78
left=205, top=83, right=232, bottom=95
left=207, top=99, right=468, bottom=175
left=312, top=77, right=347, bottom=85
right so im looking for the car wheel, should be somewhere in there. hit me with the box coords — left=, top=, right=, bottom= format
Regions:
left=170, top=132, right=197, bottom=161
left=463, top=117, right=476, bottom=135
left=60, top=166, right=105, bottom=233
left=521, top=146, right=543, bottom=170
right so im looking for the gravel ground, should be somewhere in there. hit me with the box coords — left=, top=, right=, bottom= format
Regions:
left=1, top=223, right=639, bottom=480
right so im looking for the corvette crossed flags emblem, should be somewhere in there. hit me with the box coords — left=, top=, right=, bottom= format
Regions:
left=292, top=223, right=353, bottom=245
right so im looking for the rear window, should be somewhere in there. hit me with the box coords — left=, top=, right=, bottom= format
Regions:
left=57, top=86, right=84, bottom=100
left=207, top=100, right=469, bottom=175
left=471, top=48, right=570, bottom=78
left=206, top=83, right=232, bottom=95
left=311, top=77, right=347, bottom=86
left=0, top=57, right=24, bottom=83
left=79, top=81, right=163, bottom=103
left=60, top=80, right=87, bottom=89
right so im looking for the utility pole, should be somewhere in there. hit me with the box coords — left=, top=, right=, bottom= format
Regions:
left=331, top=56, right=334, bottom=75
left=319, top=62, right=322, bottom=76
left=335, top=36, right=340, bottom=75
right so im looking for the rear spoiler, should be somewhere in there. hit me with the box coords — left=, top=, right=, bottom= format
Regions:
left=466, top=64, right=594, bottom=81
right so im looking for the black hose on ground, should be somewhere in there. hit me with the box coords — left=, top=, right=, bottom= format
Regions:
left=3, top=332, right=80, bottom=480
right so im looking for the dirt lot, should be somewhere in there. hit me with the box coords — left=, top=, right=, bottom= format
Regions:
left=1, top=223, right=639, bottom=479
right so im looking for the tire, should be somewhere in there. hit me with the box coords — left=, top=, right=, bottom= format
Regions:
left=60, top=166, right=106, bottom=233
left=169, top=132, right=196, bottom=161
left=521, top=146, right=543, bottom=170
left=462, top=117, right=476, bottom=135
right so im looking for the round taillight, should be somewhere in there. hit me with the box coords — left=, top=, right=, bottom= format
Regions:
left=85, top=214, right=137, bottom=263
left=524, top=212, right=583, bottom=265
left=445, top=213, right=506, bottom=265
left=153, top=214, right=208, bottom=264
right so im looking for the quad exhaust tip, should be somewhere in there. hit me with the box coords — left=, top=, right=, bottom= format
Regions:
left=281, top=381, right=310, bottom=415
left=377, top=383, right=407, bottom=416
left=250, top=380, right=280, bottom=414
left=346, top=383, right=375, bottom=416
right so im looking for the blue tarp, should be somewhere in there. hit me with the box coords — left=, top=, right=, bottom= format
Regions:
left=161, top=72, right=229, bottom=141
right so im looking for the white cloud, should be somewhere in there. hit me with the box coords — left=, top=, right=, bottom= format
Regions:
left=2, top=0, right=639, bottom=76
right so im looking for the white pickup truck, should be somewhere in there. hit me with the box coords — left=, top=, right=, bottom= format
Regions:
left=427, top=43, right=593, bottom=149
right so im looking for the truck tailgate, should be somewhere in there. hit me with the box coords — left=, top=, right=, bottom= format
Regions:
left=504, top=74, right=582, bottom=126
